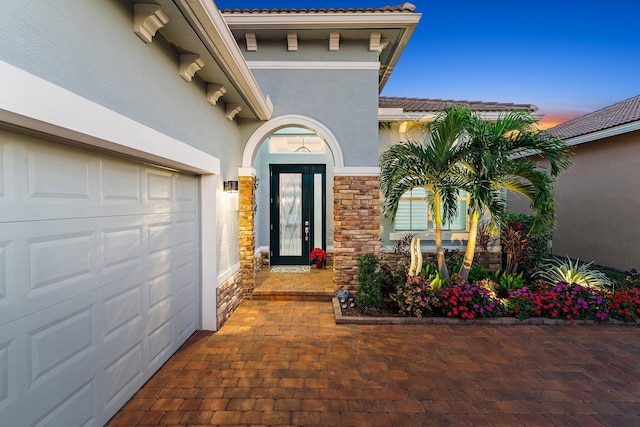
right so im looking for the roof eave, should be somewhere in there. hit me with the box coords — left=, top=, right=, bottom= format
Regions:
left=223, top=11, right=422, bottom=94
left=378, top=109, right=543, bottom=122
left=180, top=0, right=273, bottom=120
left=222, top=12, right=422, bottom=30
left=561, top=120, right=640, bottom=147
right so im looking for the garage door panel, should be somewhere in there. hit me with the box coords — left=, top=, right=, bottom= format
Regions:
left=175, top=287, right=197, bottom=342
left=29, top=378, right=98, bottom=427
left=0, top=239, right=10, bottom=309
left=100, top=160, right=143, bottom=202
left=27, top=230, right=94, bottom=294
left=147, top=316, right=173, bottom=369
left=103, top=279, right=144, bottom=340
left=25, top=142, right=93, bottom=201
left=102, top=225, right=144, bottom=271
left=104, top=342, right=145, bottom=409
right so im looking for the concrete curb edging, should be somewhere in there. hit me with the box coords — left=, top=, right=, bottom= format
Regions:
left=332, top=298, right=640, bottom=326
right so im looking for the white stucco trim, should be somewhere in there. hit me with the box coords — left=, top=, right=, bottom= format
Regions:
left=333, top=167, right=380, bottom=176
left=200, top=174, right=218, bottom=330
left=242, top=114, right=344, bottom=168
left=247, top=61, right=380, bottom=70
left=0, top=59, right=221, bottom=331
left=217, top=262, right=241, bottom=285
left=0, top=60, right=220, bottom=174
left=238, top=167, right=257, bottom=177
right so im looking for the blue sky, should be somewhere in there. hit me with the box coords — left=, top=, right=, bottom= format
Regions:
left=217, top=0, right=640, bottom=127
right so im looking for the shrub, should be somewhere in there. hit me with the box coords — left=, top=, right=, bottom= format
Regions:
left=436, top=279, right=503, bottom=320
left=376, top=263, right=406, bottom=296
left=391, top=275, right=439, bottom=317
left=502, top=213, right=552, bottom=277
left=617, top=268, right=640, bottom=291
left=356, top=254, right=382, bottom=309
left=535, top=257, right=612, bottom=291
left=444, top=249, right=464, bottom=269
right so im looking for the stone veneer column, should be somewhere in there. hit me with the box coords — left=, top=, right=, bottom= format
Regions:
left=238, top=174, right=256, bottom=296
left=333, top=174, right=381, bottom=291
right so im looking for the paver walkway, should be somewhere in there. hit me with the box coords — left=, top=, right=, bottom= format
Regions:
left=108, top=300, right=640, bottom=426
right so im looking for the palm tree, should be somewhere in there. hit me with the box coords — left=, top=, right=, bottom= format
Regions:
left=380, top=106, right=471, bottom=278
left=457, top=109, right=572, bottom=281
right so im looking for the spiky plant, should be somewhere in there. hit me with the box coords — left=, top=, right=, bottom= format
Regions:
left=535, top=257, right=612, bottom=290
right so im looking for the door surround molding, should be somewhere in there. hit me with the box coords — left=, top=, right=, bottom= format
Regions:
left=241, top=114, right=344, bottom=168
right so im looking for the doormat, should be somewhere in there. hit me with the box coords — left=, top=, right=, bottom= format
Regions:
left=271, top=266, right=310, bottom=273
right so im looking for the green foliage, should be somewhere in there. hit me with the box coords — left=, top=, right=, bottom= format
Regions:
left=467, top=264, right=491, bottom=283
left=376, top=264, right=406, bottom=296
left=420, top=263, right=445, bottom=289
left=444, top=249, right=464, bottom=270
left=489, top=270, right=527, bottom=298
left=534, top=256, right=613, bottom=291
left=502, top=213, right=552, bottom=278
left=356, top=254, right=382, bottom=309
left=391, top=275, right=439, bottom=317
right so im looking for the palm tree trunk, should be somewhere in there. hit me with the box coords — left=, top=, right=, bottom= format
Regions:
left=460, top=210, right=480, bottom=281
left=434, top=193, right=449, bottom=279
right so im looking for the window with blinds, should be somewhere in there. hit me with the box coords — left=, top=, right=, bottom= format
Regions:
left=395, top=188, right=468, bottom=231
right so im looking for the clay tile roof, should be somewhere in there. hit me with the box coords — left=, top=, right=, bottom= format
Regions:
left=547, top=94, right=640, bottom=140
left=222, top=2, right=416, bottom=14
left=379, top=96, right=538, bottom=113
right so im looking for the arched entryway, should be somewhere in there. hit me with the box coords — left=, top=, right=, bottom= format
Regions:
left=238, top=115, right=341, bottom=296
left=238, top=114, right=381, bottom=296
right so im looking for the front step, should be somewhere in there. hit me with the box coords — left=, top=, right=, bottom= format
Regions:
left=251, top=290, right=333, bottom=302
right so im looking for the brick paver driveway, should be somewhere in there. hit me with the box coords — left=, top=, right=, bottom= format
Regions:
left=108, top=300, right=640, bottom=426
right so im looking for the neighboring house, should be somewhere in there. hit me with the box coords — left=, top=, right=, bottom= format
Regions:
left=377, top=96, right=539, bottom=259
left=509, top=95, right=640, bottom=271
left=0, top=1, right=419, bottom=425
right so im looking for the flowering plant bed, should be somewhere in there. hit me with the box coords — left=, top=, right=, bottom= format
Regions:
left=336, top=280, right=640, bottom=326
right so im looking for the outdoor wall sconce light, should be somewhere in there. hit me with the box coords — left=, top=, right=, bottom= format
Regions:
left=224, top=180, right=238, bottom=192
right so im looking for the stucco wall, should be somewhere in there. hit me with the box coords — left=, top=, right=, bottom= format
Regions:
left=0, top=0, right=242, bottom=274
left=509, top=131, right=640, bottom=271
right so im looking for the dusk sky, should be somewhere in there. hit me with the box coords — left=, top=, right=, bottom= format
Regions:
left=217, top=0, right=640, bottom=128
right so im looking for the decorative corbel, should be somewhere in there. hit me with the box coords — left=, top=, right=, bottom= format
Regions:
left=245, top=33, right=257, bottom=51
left=226, top=104, right=242, bottom=121
left=329, top=32, right=340, bottom=51
left=206, top=84, right=227, bottom=105
left=287, top=33, right=298, bottom=52
left=133, top=4, right=170, bottom=43
left=179, top=54, right=204, bottom=82
left=369, top=32, right=389, bottom=53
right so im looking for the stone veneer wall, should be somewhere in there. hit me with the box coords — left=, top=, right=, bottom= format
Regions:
left=380, top=251, right=502, bottom=272
left=216, top=270, right=243, bottom=329
left=333, top=175, right=381, bottom=291
left=239, top=176, right=256, bottom=296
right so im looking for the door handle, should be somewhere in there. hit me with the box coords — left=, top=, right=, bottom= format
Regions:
left=304, top=220, right=309, bottom=241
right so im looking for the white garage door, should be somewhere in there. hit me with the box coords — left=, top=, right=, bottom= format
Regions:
left=0, top=129, right=199, bottom=426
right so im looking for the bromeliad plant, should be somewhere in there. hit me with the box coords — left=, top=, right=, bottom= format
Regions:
left=534, top=257, right=612, bottom=290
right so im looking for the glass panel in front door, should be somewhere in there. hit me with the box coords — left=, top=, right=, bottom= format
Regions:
left=279, top=173, right=302, bottom=256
